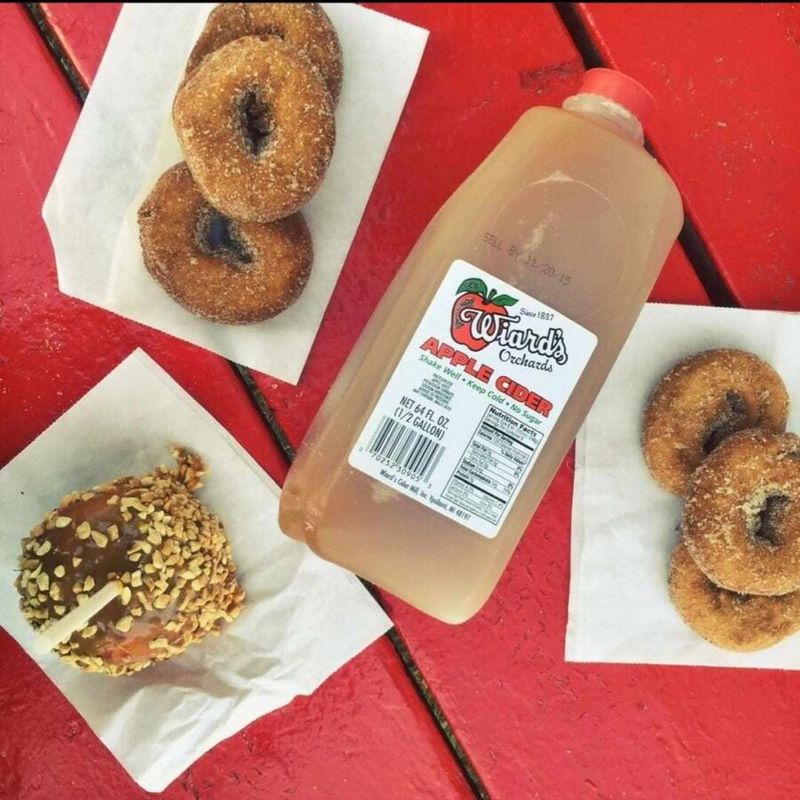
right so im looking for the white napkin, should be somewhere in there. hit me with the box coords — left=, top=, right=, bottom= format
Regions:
left=42, top=3, right=428, bottom=384
left=0, top=349, right=391, bottom=791
left=567, top=302, right=800, bottom=669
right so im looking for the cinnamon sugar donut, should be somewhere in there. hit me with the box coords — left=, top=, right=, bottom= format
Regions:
left=669, top=541, right=800, bottom=651
left=16, top=449, right=245, bottom=676
left=682, top=429, right=800, bottom=596
left=138, top=163, right=312, bottom=324
left=174, top=36, right=335, bottom=223
left=186, top=3, right=343, bottom=104
left=643, top=349, right=788, bottom=495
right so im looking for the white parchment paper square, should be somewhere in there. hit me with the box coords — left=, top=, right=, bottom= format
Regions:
left=567, top=302, right=800, bottom=669
left=0, top=349, right=390, bottom=791
left=43, top=3, right=428, bottom=384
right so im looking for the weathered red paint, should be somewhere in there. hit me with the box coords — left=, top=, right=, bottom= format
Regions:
left=577, top=3, right=800, bottom=310
left=27, top=4, right=791, bottom=800
left=41, top=2, right=122, bottom=87
left=2, top=631, right=473, bottom=800
left=2, top=5, right=473, bottom=799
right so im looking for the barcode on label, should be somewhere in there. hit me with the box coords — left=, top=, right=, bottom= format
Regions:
left=367, top=416, right=444, bottom=482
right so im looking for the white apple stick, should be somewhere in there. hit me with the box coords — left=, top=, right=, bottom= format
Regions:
left=32, top=580, right=123, bottom=655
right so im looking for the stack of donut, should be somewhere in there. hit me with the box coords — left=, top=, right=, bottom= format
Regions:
left=643, top=349, right=800, bottom=652
left=139, top=3, right=342, bottom=324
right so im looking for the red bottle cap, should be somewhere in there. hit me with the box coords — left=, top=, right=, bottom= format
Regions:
left=579, top=68, right=656, bottom=129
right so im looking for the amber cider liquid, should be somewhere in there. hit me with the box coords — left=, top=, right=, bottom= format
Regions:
left=280, top=93, right=683, bottom=623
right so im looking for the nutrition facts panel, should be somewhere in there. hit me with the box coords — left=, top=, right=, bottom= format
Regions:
left=443, top=404, right=543, bottom=525
left=349, top=260, right=596, bottom=539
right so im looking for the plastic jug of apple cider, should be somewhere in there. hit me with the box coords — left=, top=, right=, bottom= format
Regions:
left=279, top=69, right=683, bottom=623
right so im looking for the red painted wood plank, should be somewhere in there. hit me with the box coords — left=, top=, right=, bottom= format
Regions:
left=577, top=3, right=800, bottom=310
left=2, top=6, right=473, bottom=799
left=41, top=2, right=121, bottom=87
left=2, top=634, right=473, bottom=800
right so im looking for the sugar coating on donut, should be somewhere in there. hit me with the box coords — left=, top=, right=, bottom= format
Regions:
left=669, top=540, right=800, bottom=651
left=643, top=349, right=789, bottom=496
left=186, top=3, right=343, bottom=104
left=682, top=429, right=800, bottom=596
left=139, top=163, right=312, bottom=324
left=174, top=36, right=335, bottom=223
left=16, top=449, right=245, bottom=676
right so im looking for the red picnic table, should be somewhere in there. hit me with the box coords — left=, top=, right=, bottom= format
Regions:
left=1, top=3, right=799, bottom=798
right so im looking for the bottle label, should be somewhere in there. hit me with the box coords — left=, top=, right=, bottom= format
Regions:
left=348, top=259, right=597, bottom=539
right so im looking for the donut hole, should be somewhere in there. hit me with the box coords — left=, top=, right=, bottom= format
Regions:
left=254, top=26, right=286, bottom=41
left=711, top=587, right=752, bottom=610
left=238, top=89, right=274, bottom=157
left=702, top=391, right=749, bottom=454
left=195, top=207, right=253, bottom=267
left=708, top=584, right=726, bottom=610
left=747, top=491, right=790, bottom=548
left=732, top=592, right=754, bottom=606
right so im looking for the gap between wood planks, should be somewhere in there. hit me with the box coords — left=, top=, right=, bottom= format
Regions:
left=22, top=4, right=491, bottom=797
left=555, top=2, right=740, bottom=308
